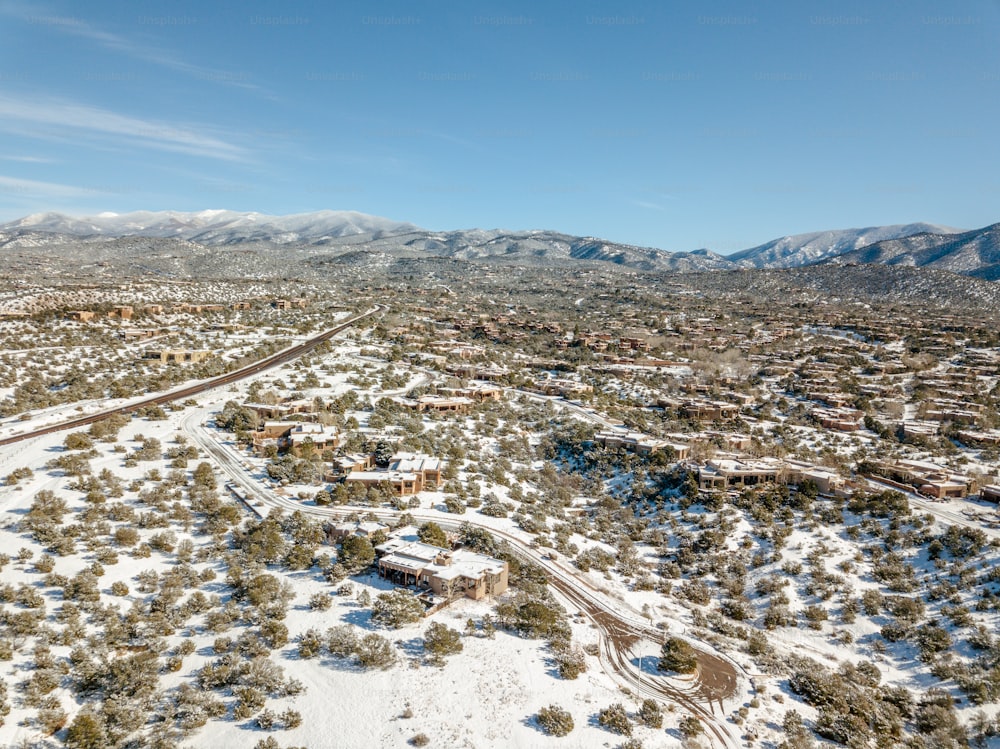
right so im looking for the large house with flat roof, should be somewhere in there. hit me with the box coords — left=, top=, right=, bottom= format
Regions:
left=342, top=452, right=443, bottom=497
left=374, top=536, right=508, bottom=601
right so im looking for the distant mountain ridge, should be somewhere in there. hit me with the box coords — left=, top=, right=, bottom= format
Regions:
left=728, top=223, right=960, bottom=269
left=0, top=210, right=421, bottom=245
left=828, top=223, right=1000, bottom=281
left=2, top=210, right=996, bottom=278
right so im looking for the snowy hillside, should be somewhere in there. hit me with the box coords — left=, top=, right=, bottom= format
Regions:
left=830, top=223, right=1000, bottom=280
left=728, top=224, right=960, bottom=269
left=0, top=210, right=423, bottom=245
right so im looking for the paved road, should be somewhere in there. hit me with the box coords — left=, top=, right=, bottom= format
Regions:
left=0, top=305, right=383, bottom=448
left=516, top=389, right=626, bottom=430
left=864, top=477, right=1000, bottom=539
left=184, top=408, right=747, bottom=748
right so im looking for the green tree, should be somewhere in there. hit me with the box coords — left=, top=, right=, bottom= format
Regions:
left=659, top=637, right=698, bottom=674
left=423, top=622, right=463, bottom=665
left=339, top=535, right=375, bottom=573
left=64, top=709, right=106, bottom=749
left=417, top=521, right=448, bottom=549
left=372, top=589, right=425, bottom=629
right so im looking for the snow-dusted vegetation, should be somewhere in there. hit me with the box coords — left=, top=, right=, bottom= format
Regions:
left=0, top=266, right=999, bottom=748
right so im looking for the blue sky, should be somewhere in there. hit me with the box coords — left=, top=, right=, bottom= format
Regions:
left=1, top=0, right=999, bottom=253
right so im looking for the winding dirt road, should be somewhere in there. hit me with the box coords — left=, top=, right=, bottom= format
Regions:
left=184, top=408, right=748, bottom=748
left=1, top=300, right=747, bottom=747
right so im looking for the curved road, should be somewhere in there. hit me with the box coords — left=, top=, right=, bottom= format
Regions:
left=183, top=408, right=748, bottom=748
left=0, top=305, right=384, bottom=448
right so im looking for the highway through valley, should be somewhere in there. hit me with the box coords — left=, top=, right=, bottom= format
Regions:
left=0, top=306, right=383, bottom=448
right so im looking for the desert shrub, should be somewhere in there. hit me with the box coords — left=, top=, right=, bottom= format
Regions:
left=232, top=686, right=266, bottom=720
left=298, top=628, right=323, bottom=659
left=256, top=708, right=276, bottom=730
left=259, top=620, right=289, bottom=649
left=309, top=592, right=333, bottom=611
left=356, top=633, right=395, bottom=669
left=554, top=644, right=587, bottom=680
left=327, top=625, right=359, bottom=658
left=679, top=715, right=703, bottom=738
left=597, top=703, right=631, bottom=735
left=64, top=432, right=94, bottom=451
left=536, top=704, right=574, bottom=736
left=372, top=589, right=425, bottom=629
left=148, top=531, right=177, bottom=553
left=113, top=526, right=140, bottom=547
left=677, top=579, right=712, bottom=605
left=638, top=698, right=662, bottom=728
left=37, top=700, right=68, bottom=734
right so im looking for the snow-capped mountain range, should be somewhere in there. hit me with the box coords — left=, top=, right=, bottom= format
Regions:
left=0, top=210, right=420, bottom=245
left=728, top=223, right=959, bottom=269
left=1, top=210, right=993, bottom=277
left=827, top=223, right=1000, bottom=281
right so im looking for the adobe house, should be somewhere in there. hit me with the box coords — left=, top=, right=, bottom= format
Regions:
left=144, top=349, right=212, bottom=363
left=874, top=459, right=973, bottom=499
left=698, top=458, right=785, bottom=491
left=172, top=303, right=224, bottom=314
left=340, top=452, right=443, bottom=496
left=66, top=310, right=97, bottom=322
left=979, top=485, right=1000, bottom=504
left=344, top=470, right=423, bottom=497
left=532, top=379, right=594, bottom=397
left=327, top=520, right=389, bottom=543
left=393, top=395, right=474, bottom=414
left=812, top=407, right=864, bottom=432
left=784, top=459, right=846, bottom=495
left=390, top=452, right=443, bottom=488
left=374, top=538, right=508, bottom=601
left=452, top=383, right=504, bottom=402
left=681, top=400, right=740, bottom=421
left=109, top=305, right=134, bottom=320
left=119, top=329, right=159, bottom=342
left=255, top=421, right=301, bottom=440
left=594, top=430, right=689, bottom=459
left=286, top=423, right=340, bottom=453
left=272, top=298, right=308, bottom=310
left=328, top=453, right=375, bottom=477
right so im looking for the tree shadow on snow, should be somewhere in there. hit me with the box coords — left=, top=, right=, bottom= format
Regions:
left=341, top=608, right=377, bottom=630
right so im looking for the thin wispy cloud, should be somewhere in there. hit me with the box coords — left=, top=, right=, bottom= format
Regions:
left=0, top=174, right=100, bottom=198
left=4, top=5, right=259, bottom=91
left=0, top=155, right=56, bottom=163
left=0, top=95, right=247, bottom=161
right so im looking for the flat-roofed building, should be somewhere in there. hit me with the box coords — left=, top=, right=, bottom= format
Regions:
left=698, top=457, right=785, bottom=491
left=375, top=537, right=508, bottom=601
left=144, top=349, right=212, bottom=363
